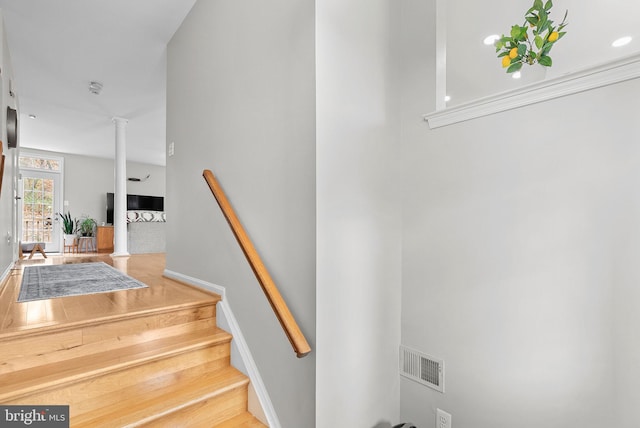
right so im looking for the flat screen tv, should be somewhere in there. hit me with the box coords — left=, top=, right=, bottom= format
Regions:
left=106, top=193, right=164, bottom=224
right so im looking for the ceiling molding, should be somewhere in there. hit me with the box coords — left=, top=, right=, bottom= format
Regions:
left=424, top=52, right=640, bottom=129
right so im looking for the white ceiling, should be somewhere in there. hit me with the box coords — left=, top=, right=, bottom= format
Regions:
left=2, top=1, right=638, bottom=157
left=0, top=0, right=197, bottom=166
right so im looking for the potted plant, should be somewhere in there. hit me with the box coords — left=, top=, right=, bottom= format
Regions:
left=59, top=212, right=78, bottom=246
left=495, top=0, right=568, bottom=74
left=79, top=217, right=97, bottom=237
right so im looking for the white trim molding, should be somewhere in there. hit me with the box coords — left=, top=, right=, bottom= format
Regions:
left=163, top=269, right=281, bottom=428
left=424, top=52, right=640, bottom=129
left=0, top=263, right=14, bottom=294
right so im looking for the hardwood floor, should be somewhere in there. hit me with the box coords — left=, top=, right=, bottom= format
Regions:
left=0, top=253, right=267, bottom=427
left=0, top=253, right=216, bottom=336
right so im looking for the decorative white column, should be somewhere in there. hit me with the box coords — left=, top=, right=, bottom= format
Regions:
left=112, top=117, right=129, bottom=257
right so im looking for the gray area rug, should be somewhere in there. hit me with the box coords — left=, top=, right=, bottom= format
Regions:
left=18, top=262, right=148, bottom=302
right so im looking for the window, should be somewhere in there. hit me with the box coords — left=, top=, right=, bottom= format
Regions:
left=19, top=155, right=61, bottom=171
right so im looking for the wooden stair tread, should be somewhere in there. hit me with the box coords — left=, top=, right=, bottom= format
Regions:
left=0, top=315, right=217, bottom=376
left=215, top=412, right=268, bottom=427
left=72, top=366, right=249, bottom=427
left=0, top=327, right=232, bottom=402
left=0, top=299, right=219, bottom=342
left=67, top=356, right=230, bottom=416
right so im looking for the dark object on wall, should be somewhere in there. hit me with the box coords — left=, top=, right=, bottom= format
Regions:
left=128, top=174, right=150, bottom=182
left=0, top=142, right=5, bottom=197
left=393, top=424, right=416, bottom=428
left=106, top=192, right=164, bottom=224
left=7, top=107, right=18, bottom=148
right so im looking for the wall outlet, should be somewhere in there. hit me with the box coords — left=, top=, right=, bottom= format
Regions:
left=437, top=408, right=451, bottom=428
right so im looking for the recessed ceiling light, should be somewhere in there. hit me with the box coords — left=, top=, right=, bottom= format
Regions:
left=512, top=72, right=522, bottom=79
left=612, top=36, right=632, bottom=47
left=444, top=95, right=451, bottom=102
left=28, top=114, right=36, bottom=119
left=484, top=34, right=500, bottom=45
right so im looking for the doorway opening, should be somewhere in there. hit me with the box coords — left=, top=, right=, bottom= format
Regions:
left=18, top=153, right=64, bottom=253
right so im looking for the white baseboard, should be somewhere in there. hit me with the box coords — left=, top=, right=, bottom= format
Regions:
left=0, top=262, right=13, bottom=294
left=163, top=269, right=281, bottom=428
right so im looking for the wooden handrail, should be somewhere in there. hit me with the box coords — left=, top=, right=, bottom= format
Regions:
left=203, top=169, right=311, bottom=358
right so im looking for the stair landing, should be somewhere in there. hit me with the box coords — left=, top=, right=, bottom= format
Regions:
left=0, top=253, right=216, bottom=336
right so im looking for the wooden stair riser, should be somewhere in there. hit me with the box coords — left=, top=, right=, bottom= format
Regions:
left=140, top=383, right=249, bottom=428
left=71, top=367, right=249, bottom=427
left=10, top=345, right=231, bottom=415
left=0, top=305, right=216, bottom=374
left=0, top=328, right=231, bottom=403
left=82, top=304, right=216, bottom=342
left=0, top=303, right=216, bottom=350
left=214, top=412, right=268, bottom=428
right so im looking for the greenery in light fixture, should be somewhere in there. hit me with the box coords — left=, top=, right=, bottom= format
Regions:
left=495, top=0, right=568, bottom=74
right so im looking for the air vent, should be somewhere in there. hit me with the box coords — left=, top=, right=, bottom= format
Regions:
left=399, top=345, right=444, bottom=393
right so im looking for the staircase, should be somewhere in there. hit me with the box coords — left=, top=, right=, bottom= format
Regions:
left=0, top=293, right=267, bottom=427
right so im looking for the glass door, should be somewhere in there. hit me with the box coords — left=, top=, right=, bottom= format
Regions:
left=19, top=154, right=63, bottom=253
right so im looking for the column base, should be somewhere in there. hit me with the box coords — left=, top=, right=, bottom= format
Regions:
left=110, top=252, right=130, bottom=258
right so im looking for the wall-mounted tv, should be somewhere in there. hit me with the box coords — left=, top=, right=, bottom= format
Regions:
left=106, top=193, right=164, bottom=224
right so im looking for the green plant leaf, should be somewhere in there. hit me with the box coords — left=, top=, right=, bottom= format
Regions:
left=529, top=51, right=537, bottom=60
left=498, top=51, right=509, bottom=57
left=517, top=43, right=527, bottom=56
left=526, top=15, right=538, bottom=26
left=533, top=0, right=543, bottom=10
left=535, top=35, right=543, bottom=49
left=539, top=8, right=548, bottom=25
left=519, top=27, right=528, bottom=40
left=538, top=55, right=552, bottom=66
left=558, top=31, right=567, bottom=39
left=511, top=25, right=521, bottom=39
left=538, top=21, right=550, bottom=34
left=544, top=0, right=553, bottom=10
left=507, top=62, right=523, bottom=73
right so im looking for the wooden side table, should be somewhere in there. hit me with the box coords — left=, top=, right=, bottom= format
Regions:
left=77, top=236, right=95, bottom=253
left=64, top=237, right=78, bottom=254
left=96, top=225, right=114, bottom=253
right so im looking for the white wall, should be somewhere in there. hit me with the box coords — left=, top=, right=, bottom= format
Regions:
left=22, top=149, right=165, bottom=225
left=63, top=153, right=165, bottom=224
left=166, top=1, right=316, bottom=427
left=398, top=1, right=640, bottom=426
left=316, top=1, right=402, bottom=427
left=0, top=9, right=17, bottom=276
